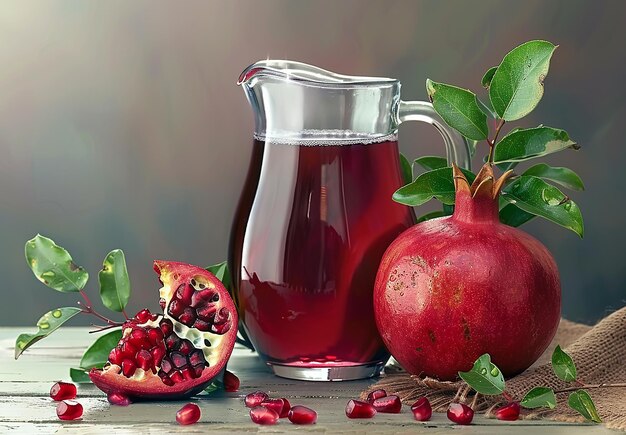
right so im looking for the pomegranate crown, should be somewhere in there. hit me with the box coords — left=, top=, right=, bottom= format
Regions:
left=452, top=163, right=514, bottom=200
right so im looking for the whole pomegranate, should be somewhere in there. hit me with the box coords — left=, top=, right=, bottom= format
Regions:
left=89, top=261, right=238, bottom=399
left=374, top=164, right=560, bottom=380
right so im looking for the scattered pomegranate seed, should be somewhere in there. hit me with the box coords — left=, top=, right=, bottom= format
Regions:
left=278, top=398, right=291, bottom=418
left=49, top=382, right=77, bottom=401
left=288, top=405, right=317, bottom=424
left=447, top=403, right=474, bottom=425
left=372, top=394, right=402, bottom=413
left=107, top=392, right=131, bottom=406
left=261, top=398, right=287, bottom=416
left=250, top=405, right=279, bottom=425
left=494, top=402, right=521, bottom=421
left=345, top=399, right=376, bottom=419
left=56, top=400, right=83, bottom=420
left=411, top=397, right=432, bottom=421
left=176, top=403, right=201, bottom=425
left=224, top=370, right=240, bottom=392
left=366, top=388, right=387, bottom=403
left=244, top=391, right=268, bottom=408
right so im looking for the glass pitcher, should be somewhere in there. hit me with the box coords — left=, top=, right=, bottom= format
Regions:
left=229, top=60, right=470, bottom=381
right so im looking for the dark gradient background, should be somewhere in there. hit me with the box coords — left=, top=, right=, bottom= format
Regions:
left=1, top=0, right=624, bottom=325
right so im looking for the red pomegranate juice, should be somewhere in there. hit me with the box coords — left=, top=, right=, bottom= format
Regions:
left=229, top=138, right=415, bottom=369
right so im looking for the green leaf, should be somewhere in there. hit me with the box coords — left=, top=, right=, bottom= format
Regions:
left=523, top=163, right=585, bottom=191
left=426, top=79, right=488, bottom=141
left=206, top=261, right=232, bottom=292
left=568, top=390, right=601, bottom=423
left=521, top=386, right=557, bottom=409
left=551, top=345, right=577, bottom=382
left=79, top=329, right=123, bottom=369
left=204, top=379, right=223, bottom=394
left=98, top=250, right=131, bottom=313
left=15, top=307, right=82, bottom=359
left=501, top=175, right=584, bottom=237
left=413, top=156, right=448, bottom=172
left=399, top=153, right=413, bottom=184
left=489, top=40, right=557, bottom=121
left=499, top=204, right=535, bottom=227
left=415, top=210, right=447, bottom=224
left=458, top=354, right=505, bottom=395
left=25, top=235, right=88, bottom=292
left=69, top=368, right=92, bottom=383
left=493, top=126, right=578, bottom=164
left=482, top=66, right=498, bottom=88
left=393, top=167, right=476, bottom=207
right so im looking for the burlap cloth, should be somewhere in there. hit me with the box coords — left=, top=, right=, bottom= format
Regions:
left=361, top=306, right=626, bottom=430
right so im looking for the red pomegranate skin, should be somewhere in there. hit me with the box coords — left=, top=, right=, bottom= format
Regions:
left=374, top=166, right=560, bottom=380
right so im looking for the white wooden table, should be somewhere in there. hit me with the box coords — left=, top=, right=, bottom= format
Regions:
left=0, top=327, right=615, bottom=434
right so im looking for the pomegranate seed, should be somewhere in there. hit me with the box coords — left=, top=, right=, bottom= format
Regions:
left=279, top=398, right=291, bottom=418
left=411, top=397, right=432, bottom=421
left=56, top=400, right=83, bottom=420
left=148, top=328, right=164, bottom=344
left=250, top=405, right=279, bottom=425
left=107, top=392, right=131, bottom=406
left=108, top=348, right=121, bottom=365
left=179, top=341, right=194, bottom=355
left=151, top=346, right=166, bottom=366
left=288, top=405, right=317, bottom=424
left=136, top=349, right=153, bottom=371
left=170, top=371, right=184, bottom=383
left=160, top=357, right=173, bottom=373
left=130, top=328, right=147, bottom=343
left=372, top=394, right=402, bottom=413
left=160, top=318, right=173, bottom=335
left=345, top=400, right=376, bottom=419
left=50, top=382, right=76, bottom=401
left=135, top=309, right=153, bottom=323
left=121, top=341, right=137, bottom=357
left=447, top=403, right=474, bottom=425
left=366, top=388, right=387, bottom=403
left=171, top=352, right=187, bottom=369
left=261, top=398, right=286, bottom=415
left=224, top=370, right=240, bottom=392
left=181, top=367, right=195, bottom=380
left=176, top=403, right=201, bottom=425
left=494, top=402, right=521, bottom=421
left=122, top=359, right=137, bottom=377
left=245, top=391, right=268, bottom=408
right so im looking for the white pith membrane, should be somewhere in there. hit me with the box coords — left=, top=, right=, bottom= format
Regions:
left=101, top=272, right=229, bottom=383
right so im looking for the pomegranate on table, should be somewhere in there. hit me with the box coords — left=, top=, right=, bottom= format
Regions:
left=89, top=261, right=238, bottom=400
left=374, top=164, right=561, bottom=380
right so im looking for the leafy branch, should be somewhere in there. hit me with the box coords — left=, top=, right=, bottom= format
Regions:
left=396, top=40, right=584, bottom=237
left=17, top=234, right=242, bottom=385
left=458, top=346, right=609, bottom=423
left=17, top=234, right=131, bottom=381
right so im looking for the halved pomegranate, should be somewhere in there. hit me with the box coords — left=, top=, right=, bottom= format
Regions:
left=89, top=261, right=238, bottom=400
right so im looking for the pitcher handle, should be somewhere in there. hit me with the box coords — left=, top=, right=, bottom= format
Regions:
left=397, top=100, right=471, bottom=169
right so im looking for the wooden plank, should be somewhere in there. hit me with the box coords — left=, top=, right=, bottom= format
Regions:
left=0, top=328, right=614, bottom=434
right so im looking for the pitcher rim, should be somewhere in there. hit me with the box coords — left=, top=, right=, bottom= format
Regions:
left=237, top=59, right=398, bottom=87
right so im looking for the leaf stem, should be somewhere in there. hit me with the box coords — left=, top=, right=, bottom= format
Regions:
left=553, top=382, right=626, bottom=394
left=470, top=392, right=480, bottom=409
left=78, top=290, right=121, bottom=326
left=89, top=323, right=122, bottom=333
left=487, top=119, right=506, bottom=163
left=122, top=308, right=129, bottom=320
